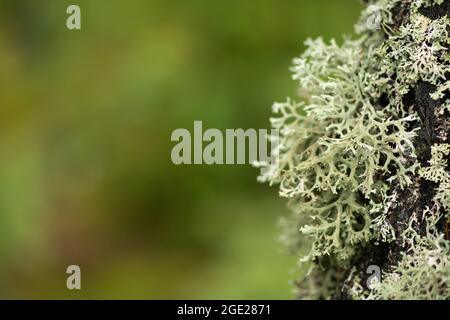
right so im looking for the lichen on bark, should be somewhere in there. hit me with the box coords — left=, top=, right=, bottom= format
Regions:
left=261, top=0, right=450, bottom=299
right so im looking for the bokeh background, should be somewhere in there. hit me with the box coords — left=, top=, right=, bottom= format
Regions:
left=0, top=0, right=360, bottom=299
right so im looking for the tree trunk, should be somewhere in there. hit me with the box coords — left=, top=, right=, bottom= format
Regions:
left=333, top=0, right=450, bottom=299
left=263, top=0, right=450, bottom=300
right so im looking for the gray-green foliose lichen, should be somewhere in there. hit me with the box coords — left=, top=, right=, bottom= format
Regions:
left=260, top=0, right=450, bottom=299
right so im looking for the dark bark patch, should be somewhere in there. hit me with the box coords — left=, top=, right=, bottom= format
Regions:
left=418, top=0, right=450, bottom=20
left=413, top=81, right=441, bottom=165
left=392, top=2, right=411, bottom=29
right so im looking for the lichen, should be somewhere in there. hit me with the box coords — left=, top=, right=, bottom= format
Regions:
left=353, top=210, right=450, bottom=300
left=261, top=0, right=450, bottom=300
left=420, top=144, right=450, bottom=210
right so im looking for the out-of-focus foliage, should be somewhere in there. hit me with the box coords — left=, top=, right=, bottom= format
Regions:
left=0, top=0, right=360, bottom=298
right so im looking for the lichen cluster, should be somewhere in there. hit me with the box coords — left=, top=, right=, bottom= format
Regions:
left=261, top=0, right=450, bottom=299
left=352, top=210, right=450, bottom=299
left=420, top=144, right=450, bottom=210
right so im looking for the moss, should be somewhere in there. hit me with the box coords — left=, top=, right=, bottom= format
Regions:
left=261, top=0, right=450, bottom=299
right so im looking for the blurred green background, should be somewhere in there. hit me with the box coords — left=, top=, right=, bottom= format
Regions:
left=0, top=0, right=360, bottom=299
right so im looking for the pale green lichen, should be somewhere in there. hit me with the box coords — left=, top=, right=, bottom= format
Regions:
left=261, top=0, right=450, bottom=299
left=381, top=12, right=450, bottom=104
left=420, top=144, right=450, bottom=210
left=353, top=211, right=450, bottom=300
left=262, top=22, right=419, bottom=264
left=262, top=37, right=419, bottom=262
